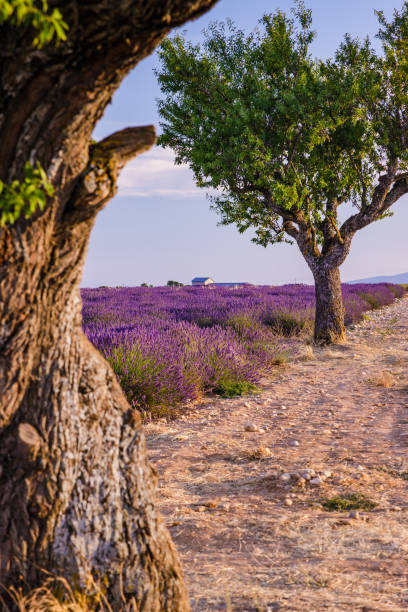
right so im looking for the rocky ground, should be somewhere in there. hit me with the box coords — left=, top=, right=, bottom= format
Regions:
left=145, top=296, right=408, bottom=611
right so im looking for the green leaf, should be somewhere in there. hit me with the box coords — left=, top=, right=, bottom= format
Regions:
left=0, top=161, right=54, bottom=227
left=0, top=0, right=69, bottom=48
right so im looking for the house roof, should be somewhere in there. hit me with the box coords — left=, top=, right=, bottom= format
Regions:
left=191, top=277, right=214, bottom=282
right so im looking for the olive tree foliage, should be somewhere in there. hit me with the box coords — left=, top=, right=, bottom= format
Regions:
left=156, top=1, right=408, bottom=342
left=0, top=0, right=67, bottom=46
left=0, top=0, right=67, bottom=226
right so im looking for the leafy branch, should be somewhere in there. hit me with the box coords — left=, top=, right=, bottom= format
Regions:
left=0, top=0, right=68, bottom=47
left=0, top=1, right=67, bottom=227
left=0, top=162, right=54, bottom=227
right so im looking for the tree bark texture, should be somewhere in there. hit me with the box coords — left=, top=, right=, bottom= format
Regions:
left=294, top=221, right=348, bottom=345
left=310, top=265, right=346, bottom=344
left=291, top=208, right=353, bottom=345
left=0, top=1, right=218, bottom=609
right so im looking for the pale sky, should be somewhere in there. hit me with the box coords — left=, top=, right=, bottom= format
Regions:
left=82, top=0, right=407, bottom=287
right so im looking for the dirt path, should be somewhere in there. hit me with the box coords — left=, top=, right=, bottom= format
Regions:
left=145, top=297, right=408, bottom=611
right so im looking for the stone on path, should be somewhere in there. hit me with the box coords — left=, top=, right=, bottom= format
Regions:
left=288, top=439, right=299, bottom=447
left=310, top=477, right=324, bottom=486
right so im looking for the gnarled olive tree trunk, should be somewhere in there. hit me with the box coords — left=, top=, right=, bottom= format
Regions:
left=299, top=231, right=352, bottom=344
left=283, top=232, right=347, bottom=345
left=310, top=264, right=346, bottom=344
left=0, top=2, right=217, bottom=609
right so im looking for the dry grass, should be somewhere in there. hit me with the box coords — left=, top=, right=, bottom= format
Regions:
left=1, top=575, right=113, bottom=612
left=322, top=349, right=349, bottom=360
left=370, top=371, right=396, bottom=388
left=292, top=515, right=408, bottom=559
left=192, top=513, right=408, bottom=610
left=243, top=445, right=272, bottom=460
left=383, top=351, right=408, bottom=366
left=297, top=345, right=315, bottom=361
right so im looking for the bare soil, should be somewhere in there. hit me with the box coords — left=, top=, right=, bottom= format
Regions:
left=145, top=297, right=408, bottom=611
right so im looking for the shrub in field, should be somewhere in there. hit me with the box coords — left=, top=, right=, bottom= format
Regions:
left=359, top=292, right=381, bottom=309
left=342, top=295, right=370, bottom=325
left=225, top=312, right=257, bottom=336
left=387, top=284, right=405, bottom=298
left=262, top=309, right=313, bottom=336
left=322, top=494, right=377, bottom=512
left=108, top=344, right=194, bottom=414
left=213, top=379, right=259, bottom=398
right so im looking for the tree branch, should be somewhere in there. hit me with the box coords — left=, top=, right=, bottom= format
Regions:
left=262, top=190, right=303, bottom=225
left=60, top=126, right=156, bottom=226
left=282, top=220, right=299, bottom=239
left=378, top=174, right=408, bottom=214
left=261, top=189, right=323, bottom=258
left=321, top=198, right=341, bottom=247
left=327, top=214, right=344, bottom=244
left=347, top=152, right=368, bottom=208
left=339, top=167, right=399, bottom=238
left=94, top=126, right=157, bottom=172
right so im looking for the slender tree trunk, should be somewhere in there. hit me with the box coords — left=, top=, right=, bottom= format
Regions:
left=0, top=1, right=218, bottom=608
left=311, top=264, right=346, bottom=344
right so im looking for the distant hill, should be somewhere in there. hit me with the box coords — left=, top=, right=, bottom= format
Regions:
left=349, top=272, right=408, bottom=284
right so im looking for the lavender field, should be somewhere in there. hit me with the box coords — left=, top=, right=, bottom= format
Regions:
left=82, top=283, right=404, bottom=416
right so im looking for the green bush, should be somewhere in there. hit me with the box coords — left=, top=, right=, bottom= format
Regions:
left=213, top=378, right=258, bottom=397
left=262, top=310, right=312, bottom=336
left=225, top=313, right=256, bottom=337
left=359, top=292, right=379, bottom=309
left=322, top=493, right=377, bottom=512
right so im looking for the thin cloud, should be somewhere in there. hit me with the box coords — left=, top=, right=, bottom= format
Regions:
left=117, top=146, right=203, bottom=198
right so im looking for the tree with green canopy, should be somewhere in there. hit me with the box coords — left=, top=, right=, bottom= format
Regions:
left=0, top=0, right=218, bottom=609
left=157, top=1, right=408, bottom=343
left=167, top=279, right=184, bottom=286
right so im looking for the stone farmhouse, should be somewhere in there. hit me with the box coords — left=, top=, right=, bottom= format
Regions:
left=191, top=277, right=250, bottom=289
left=191, top=277, right=215, bottom=286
